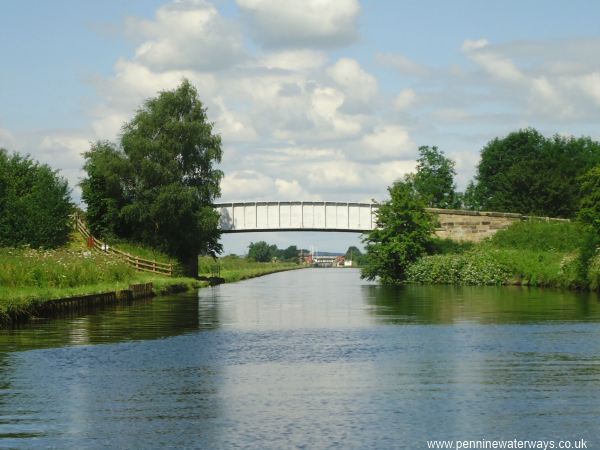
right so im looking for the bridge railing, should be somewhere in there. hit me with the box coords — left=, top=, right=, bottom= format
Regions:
left=72, top=214, right=174, bottom=276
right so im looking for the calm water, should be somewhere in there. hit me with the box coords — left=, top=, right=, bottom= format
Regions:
left=1, top=268, right=600, bottom=449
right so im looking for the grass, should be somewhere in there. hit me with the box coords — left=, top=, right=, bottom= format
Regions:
left=199, top=255, right=303, bottom=283
left=0, top=231, right=204, bottom=325
left=407, top=220, right=598, bottom=289
left=108, top=240, right=173, bottom=264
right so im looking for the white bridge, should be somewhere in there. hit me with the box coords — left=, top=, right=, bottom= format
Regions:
left=216, top=201, right=379, bottom=233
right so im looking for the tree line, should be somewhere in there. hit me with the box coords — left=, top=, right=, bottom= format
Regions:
left=247, top=241, right=306, bottom=263
left=362, top=131, right=600, bottom=283
left=408, top=129, right=600, bottom=219
left=2, top=79, right=600, bottom=280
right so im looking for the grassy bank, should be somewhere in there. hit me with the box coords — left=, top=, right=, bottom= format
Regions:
left=406, top=220, right=600, bottom=289
left=0, top=227, right=306, bottom=325
left=199, top=255, right=303, bottom=283
left=0, top=234, right=204, bottom=325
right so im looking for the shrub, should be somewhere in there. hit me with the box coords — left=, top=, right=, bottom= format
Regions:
left=406, top=251, right=511, bottom=285
left=427, top=237, right=474, bottom=255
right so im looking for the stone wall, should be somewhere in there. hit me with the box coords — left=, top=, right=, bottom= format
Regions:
left=426, top=208, right=549, bottom=242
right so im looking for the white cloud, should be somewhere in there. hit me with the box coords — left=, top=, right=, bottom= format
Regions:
left=213, top=97, right=258, bottom=142
left=327, top=58, right=378, bottom=112
left=307, top=87, right=362, bottom=138
left=221, top=170, right=275, bottom=200
left=236, top=0, right=359, bottom=48
left=127, top=0, right=244, bottom=71
left=257, top=50, right=328, bottom=72
left=572, top=72, right=600, bottom=105
left=274, top=178, right=321, bottom=200
left=358, top=125, right=416, bottom=161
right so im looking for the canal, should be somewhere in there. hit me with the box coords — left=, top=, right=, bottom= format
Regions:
left=1, top=268, right=600, bottom=448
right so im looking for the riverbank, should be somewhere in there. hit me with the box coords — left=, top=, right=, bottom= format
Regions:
left=0, top=246, right=305, bottom=327
left=405, top=220, right=600, bottom=290
left=199, top=255, right=304, bottom=283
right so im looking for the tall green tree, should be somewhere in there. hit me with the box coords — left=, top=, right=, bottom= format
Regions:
left=248, top=241, right=277, bottom=262
left=279, top=245, right=299, bottom=261
left=412, top=145, right=460, bottom=208
left=80, top=141, right=131, bottom=239
left=577, top=165, right=600, bottom=234
left=361, top=178, right=436, bottom=283
left=467, top=128, right=600, bottom=217
left=0, top=149, right=72, bottom=248
left=81, top=80, right=223, bottom=276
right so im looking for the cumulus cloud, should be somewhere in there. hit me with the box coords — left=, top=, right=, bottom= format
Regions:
left=127, top=0, right=245, bottom=71
left=327, top=58, right=378, bottom=112
left=357, top=125, right=417, bottom=161
left=8, top=0, right=600, bottom=218
left=459, top=37, right=600, bottom=120
left=221, top=170, right=275, bottom=200
left=256, top=49, right=328, bottom=72
left=236, top=0, right=360, bottom=48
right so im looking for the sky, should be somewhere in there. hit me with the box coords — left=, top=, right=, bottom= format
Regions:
left=2, top=0, right=600, bottom=254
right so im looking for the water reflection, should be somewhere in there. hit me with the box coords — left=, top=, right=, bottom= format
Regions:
left=365, top=283, right=600, bottom=324
left=0, top=291, right=219, bottom=353
left=1, top=269, right=599, bottom=448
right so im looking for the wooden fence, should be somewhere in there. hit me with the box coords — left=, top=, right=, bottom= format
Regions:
left=72, top=214, right=174, bottom=276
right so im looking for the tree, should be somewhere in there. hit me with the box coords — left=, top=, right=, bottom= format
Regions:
left=578, top=165, right=600, bottom=234
left=467, top=128, right=600, bottom=217
left=361, top=178, right=436, bottom=283
left=81, top=80, right=223, bottom=276
left=344, top=246, right=362, bottom=260
left=0, top=149, right=72, bottom=248
left=344, top=246, right=364, bottom=267
left=80, top=141, right=131, bottom=239
left=412, top=145, right=460, bottom=208
left=248, top=241, right=277, bottom=262
left=279, top=245, right=298, bottom=261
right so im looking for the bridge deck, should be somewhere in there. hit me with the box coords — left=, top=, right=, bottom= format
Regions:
left=216, top=201, right=378, bottom=233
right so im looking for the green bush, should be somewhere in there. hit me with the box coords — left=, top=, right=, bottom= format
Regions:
left=427, top=237, right=474, bottom=255
left=588, top=252, right=600, bottom=291
left=407, top=251, right=511, bottom=285
left=578, top=165, right=600, bottom=234
left=488, top=220, right=590, bottom=252
left=0, top=149, right=72, bottom=248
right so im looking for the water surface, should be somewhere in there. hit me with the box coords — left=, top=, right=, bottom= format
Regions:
left=1, top=269, right=599, bottom=448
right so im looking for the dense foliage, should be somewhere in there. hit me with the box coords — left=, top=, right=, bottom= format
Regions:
left=361, top=179, right=436, bottom=283
left=0, top=149, right=72, bottom=248
left=412, top=145, right=460, bottom=208
left=465, top=128, right=600, bottom=217
left=577, top=165, right=600, bottom=234
left=247, top=241, right=301, bottom=262
left=81, top=80, right=223, bottom=276
left=488, top=220, right=590, bottom=253
left=247, top=241, right=278, bottom=262
left=407, top=220, right=598, bottom=289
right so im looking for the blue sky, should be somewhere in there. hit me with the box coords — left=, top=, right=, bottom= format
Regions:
left=2, top=0, right=600, bottom=254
